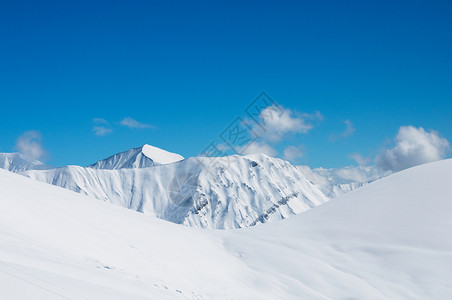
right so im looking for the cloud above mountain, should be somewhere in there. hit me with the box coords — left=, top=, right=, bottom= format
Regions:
left=15, top=130, right=46, bottom=161
left=283, top=145, right=303, bottom=161
left=92, top=118, right=113, bottom=136
left=349, top=153, right=371, bottom=166
left=376, top=126, right=450, bottom=171
left=240, top=141, right=277, bottom=156
left=331, top=120, right=355, bottom=141
left=120, top=117, right=153, bottom=129
left=93, top=126, right=113, bottom=136
left=255, top=106, right=322, bottom=142
left=241, top=105, right=322, bottom=160
left=92, top=117, right=153, bottom=136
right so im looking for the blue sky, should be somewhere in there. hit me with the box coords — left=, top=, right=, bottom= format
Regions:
left=1, top=0, right=451, bottom=168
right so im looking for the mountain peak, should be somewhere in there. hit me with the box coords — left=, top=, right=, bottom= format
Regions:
left=139, top=144, right=184, bottom=165
left=88, top=144, right=184, bottom=170
left=0, top=152, right=50, bottom=173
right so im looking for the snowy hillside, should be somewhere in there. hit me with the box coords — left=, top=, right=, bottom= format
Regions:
left=222, top=158, right=452, bottom=299
left=0, top=153, right=50, bottom=173
left=23, top=153, right=328, bottom=229
left=0, top=168, right=270, bottom=299
left=1, top=159, right=451, bottom=299
left=88, top=144, right=184, bottom=169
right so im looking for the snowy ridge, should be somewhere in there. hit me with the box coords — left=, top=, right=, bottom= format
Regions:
left=23, top=153, right=328, bottom=229
left=0, top=153, right=50, bottom=173
left=2, top=159, right=452, bottom=299
left=88, top=144, right=184, bottom=169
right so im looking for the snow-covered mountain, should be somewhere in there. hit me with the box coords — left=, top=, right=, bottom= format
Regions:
left=2, top=159, right=451, bottom=299
left=0, top=152, right=50, bottom=173
left=88, top=144, right=184, bottom=169
left=23, top=153, right=329, bottom=229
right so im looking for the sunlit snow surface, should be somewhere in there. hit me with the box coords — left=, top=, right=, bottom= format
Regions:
left=1, top=159, right=451, bottom=299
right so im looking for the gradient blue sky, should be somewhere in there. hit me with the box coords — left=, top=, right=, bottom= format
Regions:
left=1, top=0, right=451, bottom=168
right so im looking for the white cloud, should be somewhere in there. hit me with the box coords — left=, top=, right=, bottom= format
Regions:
left=15, top=130, right=46, bottom=161
left=240, top=141, right=277, bottom=157
left=283, top=146, right=303, bottom=161
left=342, top=120, right=355, bottom=137
left=234, top=105, right=322, bottom=159
left=93, top=126, right=113, bottom=136
left=350, top=153, right=370, bottom=166
left=331, top=120, right=355, bottom=141
left=302, top=111, right=324, bottom=121
left=255, top=106, right=322, bottom=142
left=92, top=118, right=112, bottom=136
left=120, top=117, right=153, bottom=129
left=376, top=126, right=450, bottom=171
left=93, top=118, right=109, bottom=124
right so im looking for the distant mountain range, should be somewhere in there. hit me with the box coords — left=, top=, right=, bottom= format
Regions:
left=1, top=144, right=386, bottom=229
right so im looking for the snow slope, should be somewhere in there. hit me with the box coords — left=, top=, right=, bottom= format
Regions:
left=0, top=168, right=271, bottom=299
left=1, top=158, right=452, bottom=299
left=23, top=154, right=328, bottom=229
left=0, top=153, right=50, bottom=173
left=88, top=144, right=184, bottom=169
left=224, top=159, right=452, bottom=299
